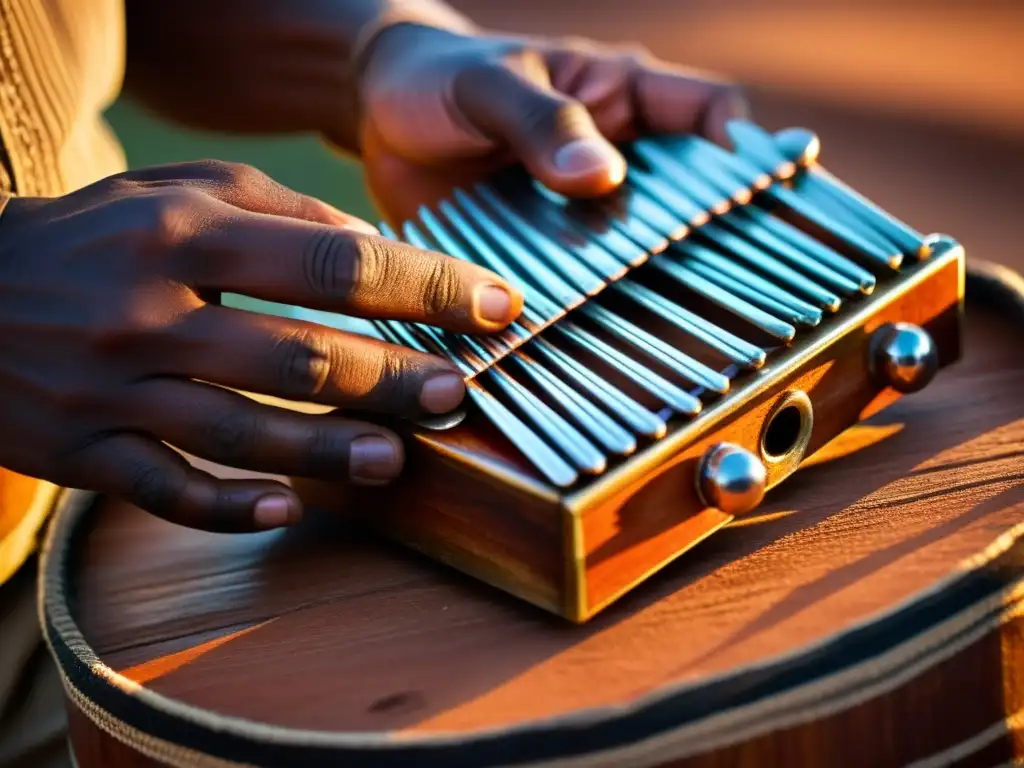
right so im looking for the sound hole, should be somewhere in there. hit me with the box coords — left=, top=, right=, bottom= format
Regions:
left=762, top=404, right=804, bottom=459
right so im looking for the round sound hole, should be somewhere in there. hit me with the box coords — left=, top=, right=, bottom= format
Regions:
left=762, top=404, right=805, bottom=460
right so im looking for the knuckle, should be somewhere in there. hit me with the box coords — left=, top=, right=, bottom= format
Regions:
left=220, top=161, right=268, bottom=190
left=129, top=189, right=204, bottom=248
left=420, top=258, right=462, bottom=316
left=301, top=229, right=360, bottom=298
left=518, top=92, right=584, bottom=136
left=360, top=345, right=420, bottom=406
left=125, top=460, right=180, bottom=516
left=46, top=383, right=102, bottom=418
left=613, top=43, right=653, bottom=64
left=201, top=411, right=262, bottom=462
left=271, top=331, right=331, bottom=397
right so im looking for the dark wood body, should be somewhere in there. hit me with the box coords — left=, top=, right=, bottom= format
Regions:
left=44, top=305, right=1024, bottom=767
left=297, top=246, right=965, bottom=621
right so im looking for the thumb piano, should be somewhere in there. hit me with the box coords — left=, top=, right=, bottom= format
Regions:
left=298, top=120, right=964, bottom=622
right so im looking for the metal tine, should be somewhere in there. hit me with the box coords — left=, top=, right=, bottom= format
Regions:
left=638, top=257, right=804, bottom=335
left=529, top=198, right=650, bottom=268
left=670, top=241, right=823, bottom=319
left=649, top=145, right=863, bottom=294
left=619, top=182, right=694, bottom=241
left=711, top=212, right=861, bottom=296
left=581, top=302, right=732, bottom=391
left=482, top=363, right=607, bottom=475
left=466, top=384, right=579, bottom=487
left=625, top=166, right=707, bottom=229
left=651, top=136, right=757, bottom=207
left=533, top=200, right=651, bottom=268
left=772, top=128, right=928, bottom=259
left=533, top=181, right=673, bottom=253
left=474, top=184, right=627, bottom=284
left=728, top=207, right=876, bottom=293
left=789, top=177, right=900, bottom=254
left=554, top=322, right=703, bottom=415
left=631, top=140, right=735, bottom=215
left=413, top=322, right=490, bottom=377
left=693, top=223, right=843, bottom=311
left=614, top=279, right=768, bottom=369
left=803, top=169, right=925, bottom=258
left=374, top=318, right=431, bottom=355
left=675, top=252, right=821, bottom=327
left=631, top=140, right=875, bottom=291
left=453, top=189, right=596, bottom=303
left=722, top=122, right=903, bottom=269
left=530, top=337, right=667, bottom=439
left=420, top=204, right=559, bottom=326
left=508, top=351, right=637, bottom=456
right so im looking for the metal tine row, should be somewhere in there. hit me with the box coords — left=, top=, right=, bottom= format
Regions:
left=733, top=123, right=927, bottom=259
left=711, top=123, right=905, bottom=269
left=630, top=140, right=875, bottom=297
left=376, top=300, right=661, bottom=456
left=666, top=242, right=822, bottom=328
left=471, top=182, right=774, bottom=367
left=442, top=185, right=763, bottom=382
left=377, top=206, right=723, bottom=480
left=374, top=317, right=582, bottom=487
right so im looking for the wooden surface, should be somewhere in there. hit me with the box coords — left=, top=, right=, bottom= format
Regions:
left=70, top=303, right=1024, bottom=738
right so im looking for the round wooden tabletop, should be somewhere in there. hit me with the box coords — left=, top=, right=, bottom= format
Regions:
left=56, top=302, right=1024, bottom=766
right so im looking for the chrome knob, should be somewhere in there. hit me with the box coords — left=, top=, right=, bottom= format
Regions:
left=696, top=443, right=767, bottom=516
left=868, top=322, right=939, bottom=394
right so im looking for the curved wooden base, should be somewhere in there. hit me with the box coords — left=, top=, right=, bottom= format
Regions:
left=40, top=305, right=1024, bottom=767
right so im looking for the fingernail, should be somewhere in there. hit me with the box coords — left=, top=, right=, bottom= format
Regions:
left=350, top=435, right=402, bottom=484
left=343, top=218, right=381, bottom=236
left=554, top=138, right=626, bottom=184
left=253, top=494, right=300, bottom=529
left=474, top=284, right=516, bottom=324
left=420, top=372, right=466, bottom=414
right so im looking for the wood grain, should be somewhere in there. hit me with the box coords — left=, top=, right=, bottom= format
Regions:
left=67, top=305, right=1023, bottom=741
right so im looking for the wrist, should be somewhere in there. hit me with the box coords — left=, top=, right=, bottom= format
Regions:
left=326, top=1, right=476, bottom=156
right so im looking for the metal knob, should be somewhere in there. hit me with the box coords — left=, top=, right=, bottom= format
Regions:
left=696, top=443, right=767, bottom=516
left=868, top=322, right=939, bottom=394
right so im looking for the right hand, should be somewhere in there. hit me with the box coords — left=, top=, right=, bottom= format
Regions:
left=0, top=161, right=522, bottom=532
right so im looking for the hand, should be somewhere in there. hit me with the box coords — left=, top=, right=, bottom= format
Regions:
left=357, top=25, right=748, bottom=223
left=0, top=161, right=522, bottom=532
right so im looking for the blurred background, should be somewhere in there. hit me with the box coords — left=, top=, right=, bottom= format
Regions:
left=108, top=0, right=1024, bottom=272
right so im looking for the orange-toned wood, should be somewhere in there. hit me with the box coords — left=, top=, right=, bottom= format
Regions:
left=0, top=469, right=43, bottom=539
left=298, top=251, right=963, bottom=621
left=56, top=306, right=1024, bottom=767
left=580, top=253, right=963, bottom=615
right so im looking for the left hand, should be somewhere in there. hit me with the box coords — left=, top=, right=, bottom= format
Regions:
left=356, top=24, right=748, bottom=224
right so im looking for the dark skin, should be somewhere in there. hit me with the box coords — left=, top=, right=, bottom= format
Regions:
left=0, top=2, right=745, bottom=533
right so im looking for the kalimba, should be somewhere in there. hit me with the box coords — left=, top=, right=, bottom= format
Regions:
left=296, top=119, right=964, bottom=622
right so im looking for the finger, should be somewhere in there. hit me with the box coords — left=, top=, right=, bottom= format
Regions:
left=120, top=160, right=380, bottom=234
left=453, top=57, right=627, bottom=198
left=624, top=58, right=749, bottom=147
left=164, top=304, right=468, bottom=416
left=129, top=378, right=405, bottom=485
left=186, top=211, right=523, bottom=332
left=69, top=432, right=303, bottom=532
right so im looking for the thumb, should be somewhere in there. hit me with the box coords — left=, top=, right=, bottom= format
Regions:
left=454, top=60, right=626, bottom=198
